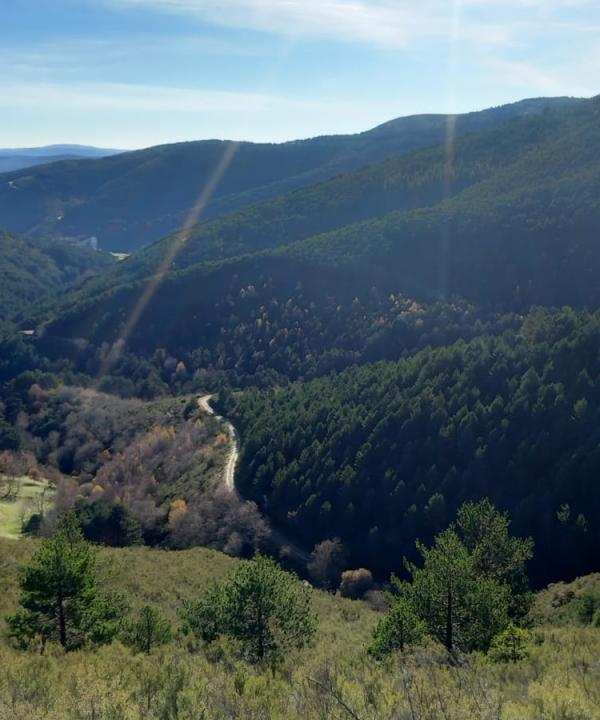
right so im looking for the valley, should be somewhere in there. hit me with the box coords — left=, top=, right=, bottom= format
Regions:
left=2, top=89, right=600, bottom=719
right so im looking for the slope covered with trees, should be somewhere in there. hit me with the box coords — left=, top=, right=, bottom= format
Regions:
left=26, top=95, right=600, bottom=373
left=0, top=384, right=268, bottom=555
left=0, top=97, right=576, bottom=251
left=3, top=95, right=600, bottom=620
left=227, top=307, right=600, bottom=586
left=0, top=230, right=112, bottom=318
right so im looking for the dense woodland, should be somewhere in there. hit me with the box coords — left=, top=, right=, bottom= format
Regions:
left=0, top=230, right=112, bottom=316
left=24, top=96, right=600, bottom=372
left=225, top=307, right=600, bottom=585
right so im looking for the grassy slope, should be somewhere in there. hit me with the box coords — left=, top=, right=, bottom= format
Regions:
left=0, top=539, right=599, bottom=719
left=531, top=573, right=600, bottom=626
left=0, top=538, right=376, bottom=651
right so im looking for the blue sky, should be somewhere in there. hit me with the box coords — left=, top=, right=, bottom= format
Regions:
left=1, top=0, right=599, bottom=149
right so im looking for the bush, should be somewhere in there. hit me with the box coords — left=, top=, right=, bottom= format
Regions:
left=369, top=596, right=426, bottom=657
left=339, top=568, right=374, bottom=599
left=488, top=623, right=532, bottom=663
left=307, top=538, right=347, bottom=590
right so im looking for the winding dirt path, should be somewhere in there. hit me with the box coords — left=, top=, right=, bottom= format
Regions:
left=198, top=394, right=238, bottom=492
left=197, top=394, right=310, bottom=563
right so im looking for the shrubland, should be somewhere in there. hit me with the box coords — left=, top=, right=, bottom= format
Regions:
left=0, top=520, right=599, bottom=720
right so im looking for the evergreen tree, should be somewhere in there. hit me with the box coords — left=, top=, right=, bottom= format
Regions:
left=75, top=498, right=143, bottom=547
left=123, top=605, right=171, bottom=655
left=181, top=582, right=224, bottom=644
left=370, top=501, right=532, bottom=656
left=456, top=499, right=533, bottom=616
left=6, top=512, right=122, bottom=650
left=185, top=553, right=317, bottom=665
left=369, top=589, right=425, bottom=657
left=406, top=527, right=511, bottom=654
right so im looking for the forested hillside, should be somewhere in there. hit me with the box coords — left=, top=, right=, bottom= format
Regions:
left=30, top=95, right=600, bottom=374
left=0, top=97, right=576, bottom=251
left=4, top=94, right=600, bottom=601
left=226, top=307, right=600, bottom=586
left=0, top=230, right=112, bottom=317
left=0, top=386, right=267, bottom=554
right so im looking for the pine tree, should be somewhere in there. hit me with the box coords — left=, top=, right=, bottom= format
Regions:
left=6, top=512, right=122, bottom=650
left=185, top=553, right=317, bottom=665
left=406, top=527, right=511, bottom=654
left=123, top=605, right=171, bottom=654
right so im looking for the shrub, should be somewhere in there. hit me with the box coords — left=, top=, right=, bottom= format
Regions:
left=488, top=623, right=532, bottom=663
left=339, top=568, right=374, bottom=599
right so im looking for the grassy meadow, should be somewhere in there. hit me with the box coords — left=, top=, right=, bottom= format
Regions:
left=0, top=477, right=54, bottom=539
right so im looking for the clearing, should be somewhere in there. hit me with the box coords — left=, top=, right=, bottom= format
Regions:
left=0, top=475, right=54, bottom=539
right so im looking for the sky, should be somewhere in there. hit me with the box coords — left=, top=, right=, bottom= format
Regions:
left=1, top=0, right=599, bottom=149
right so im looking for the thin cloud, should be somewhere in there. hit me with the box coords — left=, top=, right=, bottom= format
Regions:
left=486, top=59, right=562, bottom=93
left=0, top=81, right=340, bottom=114
left=106, top=0, right=599, bottom=48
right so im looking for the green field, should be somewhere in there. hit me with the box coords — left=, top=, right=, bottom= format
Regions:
left=0, top=476, right=54, bottom=539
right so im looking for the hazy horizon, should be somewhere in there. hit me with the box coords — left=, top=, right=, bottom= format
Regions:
left=0, top=92, right=589, bottom=153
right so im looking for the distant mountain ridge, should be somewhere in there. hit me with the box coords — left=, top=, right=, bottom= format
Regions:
left=0, top=145, right=122, bottom=173
left=0, top=97, right=580, bottom=251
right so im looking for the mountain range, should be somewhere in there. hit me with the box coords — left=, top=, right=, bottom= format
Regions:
left=29, top=95, right=600, bottom=350
left=0, top=97, right=579, bottom=252
left=0, top=145, right=122, bottom=174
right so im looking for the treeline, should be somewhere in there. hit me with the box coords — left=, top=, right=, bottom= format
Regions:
left=227, top=307, right=600, bottom=586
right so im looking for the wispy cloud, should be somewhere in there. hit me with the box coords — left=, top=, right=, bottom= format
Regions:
left=0, top=80, right=340, bottom=114
left=105, top=0, right=599, bottom=48
left=104, top=0, right=520, bottom=48
left=486, top=59, right=562, bottom=93
left=2, top=0, right=598, bottom=147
